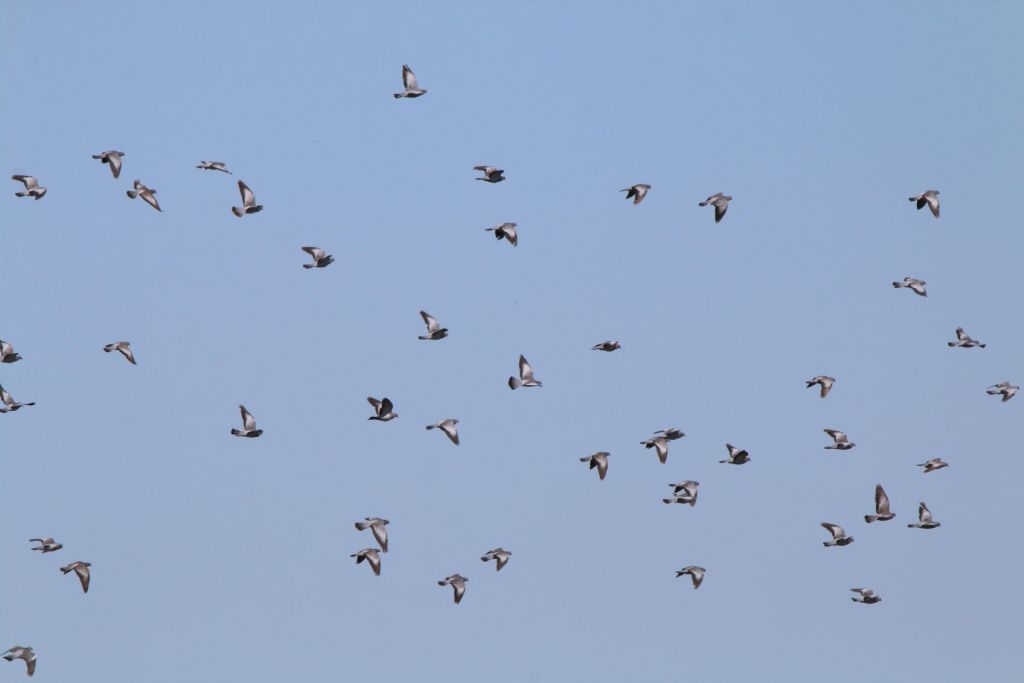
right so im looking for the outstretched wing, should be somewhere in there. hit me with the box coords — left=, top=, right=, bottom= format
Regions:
left=518, top=355, right=534, bottom=381
left=238, top=180, right=256, bottom=207
left=402, top=64, right=418, bottom=90
left=875, top=484, right=890, bottom=515
left=240, top=405, right=256, bottom=431
left=420, top=310, right=440, bottom=334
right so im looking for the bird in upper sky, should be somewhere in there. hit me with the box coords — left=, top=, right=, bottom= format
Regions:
left=393, top=64, right=427, bottom=98
left=2, top=646, right=35, bottom=677
left=417, top=311, right=448, bottom=340
left=805, top=375, right=836, bottom=398
left=426, top=418, right=460, bottom=445
left=987, top=381, right=1019, bottom=402
left=580, top=452, right=610, bottom=480
left=698, top=192, right=731, bottom=222
left=592, top=340, right=621, bottom=352
left=508, top=355, right=542, bottom=389
left=480, top=548, right=512, bottom=571
left=908, top=502, right=941, bottom=529
left=641, top=436, right=670, bottom=464
left=720, top=443, right=750, bottom=464
left=663, top=480, right=699, bottom=506
left=60, top=561, right=91, bottom=593
left=11, top=175, right=47, bottom=200
left=29, top=538, right=63, bottom=553
left=823, top=429, right=855, bottom=450
left=948, top=327, right=986, bottom=348
left=675, top=566, right=705, bottom=589
left=892, top=277, right=927, bottom=297
left=0, top=383, right=35, bottom=413
left=864, top=485, right=895, bottom=523
left=474, top=166, right=505, bottom=183
left=821, top=523, right=854, bottom=547
left=909, top=190, right=940, bottom=218
left=367, top=397, right=398, bottom=421
left=850, top=588, right=882, bottom=604
left=196, top=160, right=231, bottom=174
left=916, top=458, right=948, bottom=473
left=351, top=548, right=382, bottom=576
left=231, top=180, right=262, bottom=217
left=126, top=180, right=161, bottom=212
left=0, top=339, right=22, bottom=364
left=355, top=517, right=389, bottom=553
left=230, top=405, right=263, bottom=438
left=92, top=150, right=125, bottom=178
left=620, top=184, right=650, bottom=205
left=103, top=341, right=136, bottom=365
left=301, top=246, right=334, bottom=269
left=438, top=574, right=468, bottom=604
left=485, top=222, right=517, bottom=247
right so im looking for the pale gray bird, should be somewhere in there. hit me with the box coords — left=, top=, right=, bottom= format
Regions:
left=418, top=311, right=448, bottom=340
left=0, top=383, right=35, bottom=413
left=805, top=375, right=836, bottom=398
left=60, top=561, right=91, bottom=593
left=719, top=443, right=750, bottom=464
left=621, top=184, right=650, bottom=205
left=351, top=548, right=382, bottom=576
left=196, top=160, right=231, bottom=174
left=474, top=166, right=505, bottom=183
left=698, top=193, right=731, bottom=223
left=480, top=548, right=511, bottom=571
left=508, top=355, right=541, bottom=389
left=426, top=419, right=459, bottom=445
left=580, top=451, right=610, bottom=480
left=11, top=175, right=46, bottom=200
left=908, top=502, right=941, bottom=529
left=675, top=566, right=705, bottom=589
left=92, top=150, right=125, bottom=178
left=2, top=646, right=35, bottom=677
left=864, top=485, right=895, bottom=523
left=301, top=246, right=334, bottom=269
left=850, top=588, right=881, bottom=604
left=948, top=327, right=985, bottom=348
left=909, top=190, right=940, bottom=218
left=824, top=429, right=855, bottom=450
left=485, top=222, right=517, bottom=247
left=29, top=538, right=62, bottom=553
left=393, top=64, right=427, bottom=98
left=916, top=458, right=948, bottom=473
left=656, top=428, right=686, bottom=441
left=0, top=338, right=22, bottom=364
left=987, top=381, right=1019, bottom=402
left=821, top=523, right=854, bottom=547
left=230, top=405, right=263, bottom=438
left=892, top=277, right=927, bottom=297
left=355, top=517, right=389, bottom=553
left=126, top=180, right=161, bottom=212
left=663, top=481, right=699, bottom=507
left=641, top=436, right=669, bottom=464
left=367, top=397, right=398, bottom=421
left=592, top=340, right=621, bottom=352
left=103, top=341, right=136, bottom=365
left=438, top=574, right=468, bottom=604
left=231, top=180, right=263, bottom=217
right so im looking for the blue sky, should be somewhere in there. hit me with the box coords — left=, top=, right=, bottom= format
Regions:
left=4, top=1, right=1023, bottom=680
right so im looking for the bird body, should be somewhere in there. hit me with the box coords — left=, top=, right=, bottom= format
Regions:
left=580, top=452, right=610, bottom=480
left=824, top=429, right=855, bottom=450
left=641, top=436, right=670, bottom=464
left=0, top=339, right=22, bottom=364
left=126, top=180, right=161, bottom=211
left=592, top=340, right=621, bottom=352
left=892, top=277, right=927, bottom=297
left=916, top=458, right=948, bottom=473
left=231, top=180, right=262, bottom=217
left=438, top=574, right=468, bottom=604
left=864, top=485, right=895, bottom=523
left=821, top=522, right=854, bottom=547
left=355, top=517, right=389, bottom=553
left=850, top=588, right=881, bottom=604
left=11, top=175, right=46, bottom=199
left=60, top=561, right=91, bottom=593
left=0, top=383, right=35, bottom=413
left=301, top=246, right=334, bottom=269
left=621, top=184, right=650, bottom=204
left=351, top=548, right=382, bottom=576
left=908, top=502, right=941, bottom=529
left=675, top=566, right=705, bottom=589
left=948, top=327, right=985, bottom=348
left=664, top=480, right=699, bottom=507
left=698, top=192, right=731, bottom=222
left=987, top=381, right=1019, bottom=402
left=486, top=222, right=517, bottom=247
left=481, top=548, right=511, bottom=571
left=418, top=311, right=448, bottom=340
left=426, top=418, right=460, bottom=445
left=230, top=404, right=263, bottom=437
left=92, top=150, right=125, bottom=178
left=29, top=537, right=63, bottom=553
left=720, top=443, right=750, bottom=464
left=474, top=166, right=505, bottom=182
left=508, top=355, right=541, bottom=389
left=196, top=160, right=231, bottom=173
left=2, top=646, right=36, bottom=677
left=103, top=341, right=136, bottom=365
left=367, top=397, right=398, bottom=421
left=909, top=190, right=940, bottom=218
left=393, top=65, right=427, bottom=98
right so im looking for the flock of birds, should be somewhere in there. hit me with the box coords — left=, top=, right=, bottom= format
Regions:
left=3, top=63, right=1019, bottom=677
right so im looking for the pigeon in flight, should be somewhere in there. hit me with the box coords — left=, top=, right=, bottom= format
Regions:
left=908, top=502, right=941, bottom=529
left=621, top=184, right=650, bottom=205
left=656, top=428, right=686, bottom=441
left=230, top=405, right=263, bottom=438
left=987, top=381, right=1019, bottom=402
left=719, top=443, right=750, bottom=464
left=580, top=452, right=610, bottom=480
left=823, top=429, right=855, bottom=450
left=821, top=523, right=854, bottom=547
left=103, top=341, right=136, bottom=365
left=864, top=485, right=895, bottom=523
left=60, top=561, right=91, bottom=593
left=231, top=180, right=263, bottom=217
left=480, top=548, right=512, bottom=571
left=592, top=340, right=621, bottom=352
left=367, top=397, right=398, bottom=421
left=916, top=458, right=948, bottom=473
left=355, top=518, right=389, bottom=553
left=805, top=376, right=836, bottom=398
left=675, top=566, right=705, bottom=589
left=850, top=588, right=881, bottom=604
left=92, top=150, right=125, bottom=178
left=485, top=222, right=517, bottom=247
left=0, top=339, right=22, bottom=364
left=663, top=481, right=699, bottom=507
left=29, top=538, right=63, bottom=553
left=418, top=311, right=448, bottom=340
left=948, top=327, right=985, bottom=348
left=196, top=160, right=231, bottom=174
left=909, top=190, right=940, bottom=218
left=698, top=193, right=731, bottom=223
left=351, top=548, right=382, bottom=576
left=426, top=419, right=459, bottom=446
left=126, top=180, right=161, bottom=212
left=2, top=646, right=35, bottom=677
left=892, top=277, right=927, bottom=297
left=0, top=383, right=35, bottom=413
left=641, top=436, right=670, bottom=464
left=438, top=574, right=468, bottom=604
left=11, top=175, right=46, bottom=200
left=301, top=246, right=334, bottom=269
left=508, top=355, right=542, bottom=389
left=474, top=166, right=505, bottom=183
left=393, top=64, right=427, bottom=98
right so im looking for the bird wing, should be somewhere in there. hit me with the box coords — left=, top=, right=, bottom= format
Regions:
left=240, top=405, right=256, bottom=431
left=367, top=397, right=381, bottom=412
left=141, top=190, right=161, bottom=212
left=402, top=64, right=418, bottom=90
left=302, top=246, right=325, bottom=260
left=420, top=310, right=440, bottom=334
left=821, top=522, right=844, bottom=539
left=380, top=397, right=394, bottom=415
left=925, top=193, right=940, bottom=217
left=595, top=454, right=608, bottom=479
left=714, top=200, right=728, bottom=222
left=371, top=523, right=388, bottom=552
left=452, top=579, right=465, bottom=603
left=955, top=327, right=968, bottom=341
left=238, top=180, right=256, bottom=207
left=109, top=153, right=123, bottom=178
left=368, top=551, right=381, bottom=576
left=118, top=345, right=137, bottom=365
left=495, top=553, right=509, bottom=570
left=918, top=503, right=933, bottom=523
left=76, top=564, right=90, bottom=592
left=875, top=485, right=891, bottom=515
left=518, top=355, right=534, bottom=382
left=440, top=421, right=459, bottom=445
left=12, top=175, right=37, bottom=189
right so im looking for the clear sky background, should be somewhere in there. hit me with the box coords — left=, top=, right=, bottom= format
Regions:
left=4, top=1, right=1023, bottom=681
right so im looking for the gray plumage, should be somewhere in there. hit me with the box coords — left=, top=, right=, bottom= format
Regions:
left=663, top=481, right=699, bottom=507
left=480, top=548, right=511, bottom=571
left=29, top=537, right=62, bottom=553
left=698, top=192, right=731, bottom=222
left=916, top=458, right=948, bottom=473
left=580, top=451, right=610, bottom=480
left=2, top=646, right=35, bottom=677
left=231, top=180, right=263, bottom=217
left=508, top=354, right=541, bottom=389
left=426, top=418, right=459, bottom=445
left=864, top=485, right=895, bottom=523
left=987, top=381, right=1019, bottom=402
left=60, top=561, right=91, bottom=593
left=621, top=184, right=650, bottom=205
left=230, top=404, right=263, bottom=438
left=126, top=180, right=161, bottom=212
left=823, top=429, right=855, bottom=450
left=355, top=517, right=389, bottom=553
left=675, top=566, right=705, bottom=589
left=0, top=338, right=22, bottom=364
left=351, top=548, right=382, bottom=576
left=301, top=246, right=334, bottom=269
left=892, top=277, right=927, bottom=297
left=805, top=375, right=835, bottom=398
left=0, top=383, right=35, bottom=413
left=103, top=341, right=136, bottom=365
left=92, top=150, right=125, bottom=178
left=418, top=311, right=448, bottom=340
left=438, top=574, right=468, bottom=604
left=641, top=436, right=670, bottom=464
left=367, top=396, right=398, bottom=421
left=592, top=340, right=621, bottom=352
left=948, top=327, right=986, bottom=348
left=719, top=443, right=750, bottom=464
left=393, top=65, right=427, bottom=98
left=11, top=175, right=46, bottom=200
left=908, top=501, right=941, bottom=529
left=486, top=222, right=517, bottom=247
left=909, top=190, right=940, bottom=218
left=196, top=160, right=231, bottom=173
left=850, top=588, right=881, bottom=604
left=821, top=522, right=854, bottom=547
left=474, top=166, right=505, bottom=183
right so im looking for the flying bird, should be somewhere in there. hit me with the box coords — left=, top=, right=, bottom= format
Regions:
left=351, top=548, right=382, bottom=576
left=640, top=436, right=670, bottom=464
left=508, top=355, right=542, bottom=389
left=2, top=646, right=35, bottom=677
left=196, top=160, right=231, bottom=174
left=230, top=405, right=263, bottom=438
left=0, top=338, right=22, bottom=363
left=948, top=327, right=985, bottom=348
left=474, top=166, right=505, bottom=183
left=675, top=566, right=705, bottom=589
left=103, top=341, right=136, bottom=365
left=480, top=548, right=512, bottom=571
left=592, top=340, right=621, bottom=352
left=92, top=150, right=125, bottom=178
left=485, top=222, right=517, bottom=247
left=987, top=381, right=1019, bottom=402
left=580, top=452, right=610, bottom=480
left=892, top=277, right=927, bottom=297
left=719, top=443, right=750, bottom=464
left=60, top=561, right=91, bottom=593
left=805, top=375, right=836, bottom=398
left=620, top=184, right=650, bottom=205
left=850, top=588, right=881, bottom=604
left=29, top=538, right=62, bottom=553
left=417, top=311, right=448, bottom=340
left=393, top=64, right=427, bottom=98
left=908, top=502, right=941, bottom=529
left=821, top=523, right=854, bottom=547
left=231, top=180, right=263, bottom=217
left=864, top=485, right=895, bottom=523
left=126, top=180, right=161, bottom=212
left=823, top=429, right=855, bottom=450
left=0, top=383, right=35, bottom=413
left=698, top=193, right=731, bottom=222
left=656, top=428, right=686, bottom=441
left=11, top=175, right=46, bottom=200
left=916, top=458, right=948, bottom=473
left=355, top=518, right=389, bottom=553
left=664, top=481, right=699, bottom=507
left=909, top=190, right=940, bottom=218
left=301, top=246, right=334, bottom=269
left=438, top=574, right=468, bottom=604
left=367, top=397, right=398, bottom=421
left=426, top=419, right=459, bottom=445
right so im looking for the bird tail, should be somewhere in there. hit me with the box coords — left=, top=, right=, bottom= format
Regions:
left=662, top=499, right=673, bottom=504
left=231, top=206, right=244, bottom=217
left=947, top=342, right=957, bottom=347
left=891, top=282, right=902, bottom=288
left=355, top=522, right=369, bottom=530
left=980, top=344, right=987, bottom=348
left=15, top=191, right=26, bottom=197
left=864, top=515, right=877, bottom=523
left=823, top=541, right=833, bottom=547
left=230, top=429, right=242, bottom=436
left=393, top=93, right=404, bottom=99
left=508, top=377, right=521, bottom=390
left=302, top=263, right=315, bottom=269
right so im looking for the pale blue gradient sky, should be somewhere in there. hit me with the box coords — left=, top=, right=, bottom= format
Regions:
left=4, top=1, right=1023, bottom=681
